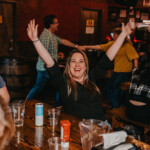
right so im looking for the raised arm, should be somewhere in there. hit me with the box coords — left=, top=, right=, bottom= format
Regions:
left=106, top=23, right=132, bottom=61
left=27, top=19, right=54, bottom=67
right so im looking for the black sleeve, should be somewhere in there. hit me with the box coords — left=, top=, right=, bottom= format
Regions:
left=46, top=61, right=64, bottom=90
left=89, top=54, right=113, bottom=84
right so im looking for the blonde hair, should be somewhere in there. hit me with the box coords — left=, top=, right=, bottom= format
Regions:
left=64, top=49, right=100, bottom=100
left=0, top=100, right=15, bottom=150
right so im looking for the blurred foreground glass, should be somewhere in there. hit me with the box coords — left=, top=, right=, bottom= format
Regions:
left=48, top=137, right=61, bottom=150
left=12, top=100, right=25, bottom=127
left=79, top=119, right=110, bottom=150
left=48, top=108, right=61, bottom=134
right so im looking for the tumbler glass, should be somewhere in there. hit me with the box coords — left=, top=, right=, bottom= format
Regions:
left=48, top=108, right=60, bottom=134
left=12, top=100, right=25, bottom=127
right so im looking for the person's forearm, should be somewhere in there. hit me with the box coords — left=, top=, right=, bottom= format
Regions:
left=33, top=40, right=54, bottom=67
left=134, top=58, right=138, bottom=68
left=0, top=86, right=10, bottom=105
left=106, top=32, right=127, bottom=61
left=84, top=45, right=101, bottom=50
left=61, top=39, right=76, bottom=48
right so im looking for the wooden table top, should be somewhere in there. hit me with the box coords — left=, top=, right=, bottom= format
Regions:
left=6, top=99, right=150, bottom=150
left=6, top=99, right=82, bottom=150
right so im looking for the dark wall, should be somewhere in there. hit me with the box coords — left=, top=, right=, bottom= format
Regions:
left=1, top=0, right=149, bottom=59
left=17, top=0, right=109, bottom=42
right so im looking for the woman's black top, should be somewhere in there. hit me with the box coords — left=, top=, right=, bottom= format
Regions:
left=46, top=54, right=112, bottom=120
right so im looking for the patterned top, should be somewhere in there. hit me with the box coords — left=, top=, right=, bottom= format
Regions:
left=0, top=75, right=5, bottom=88
left=36, top=28, right=62, bottom=71
left=129, top=68, right=150, bottom=104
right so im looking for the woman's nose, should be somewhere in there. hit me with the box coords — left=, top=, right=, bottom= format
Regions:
left=75, top=62, right=79, bottom=66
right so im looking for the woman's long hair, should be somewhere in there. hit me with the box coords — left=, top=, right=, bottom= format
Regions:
left=136, top=52, right=150, bottom=86
left=0, top=100, right=15, bottom=150
left=64, top=49, right=100, bottom=100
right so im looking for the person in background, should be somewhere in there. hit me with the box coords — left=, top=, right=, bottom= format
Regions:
left=0, top=76, right=10, bottom=105
left=126, top=49, right=150, bottom=124
left=27, top=19, right=132, bottom=120
left=0, top=100, right=15, bottom=150
left=83, top=27, right=139, bottom=108
left=27, top=15, right=84, bottom=106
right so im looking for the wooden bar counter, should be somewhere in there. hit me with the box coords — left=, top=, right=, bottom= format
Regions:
left=6, top=99, right=150, bottom=150
left=6, top=100, right=82, bottom=150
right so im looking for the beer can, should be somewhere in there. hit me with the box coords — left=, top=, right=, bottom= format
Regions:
left=35, top=103, right=43, bottom=126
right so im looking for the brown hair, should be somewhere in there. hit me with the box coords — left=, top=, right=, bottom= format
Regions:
left=0, top=100, right=15, bottom=150
left=64, top=49, right=100, bottom=100
left=113, top=27, right=129, bottom=44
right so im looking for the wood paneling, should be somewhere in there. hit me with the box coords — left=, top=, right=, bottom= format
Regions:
left=0, top=2, right=14, bottom=57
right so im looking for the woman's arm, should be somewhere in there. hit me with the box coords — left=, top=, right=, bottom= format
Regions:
left=106, top=23, right=132, bottom=61
left=83, top=45, right=101, bottom=50
left=27, top=19, right=54, bottom=67
left=133, top=58, right=138, bottom=68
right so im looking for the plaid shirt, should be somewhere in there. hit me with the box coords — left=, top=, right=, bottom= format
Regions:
left=129, top=68, right=150, bottom=104
left=36, top=28, right=62, bottom=71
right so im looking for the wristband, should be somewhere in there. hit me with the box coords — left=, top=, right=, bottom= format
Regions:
left=32, top=39, right=39, bottom=42
left=75, top=44, right=78, bottom=48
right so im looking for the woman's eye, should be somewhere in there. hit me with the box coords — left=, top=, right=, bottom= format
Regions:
left=80, top=60, right=84, bottom=63
left=71, top=60, right=76, bottom=63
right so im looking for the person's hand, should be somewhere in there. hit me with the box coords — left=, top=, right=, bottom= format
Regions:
left=121, top=22, right=132, bottom=36
left=139, top=52, right=145, bottom=56
left=27, top=19, right=39, bottom=41
left=77, top=45, right=86, bottom=51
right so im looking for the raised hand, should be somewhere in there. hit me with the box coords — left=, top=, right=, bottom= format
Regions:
left=27, top=19, right=39, bottom=41
left=121, top=22, right=132, bottom=36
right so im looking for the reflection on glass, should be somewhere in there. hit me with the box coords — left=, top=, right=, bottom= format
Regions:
left=12, top=129, right=22, bottom=147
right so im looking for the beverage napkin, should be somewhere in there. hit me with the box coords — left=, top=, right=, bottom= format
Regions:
left=102, top=131, right=127, bottom=149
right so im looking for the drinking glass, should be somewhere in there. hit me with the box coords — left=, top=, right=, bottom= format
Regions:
left=79, top=119, right=110, bottom=150
left=48, top=109, right=60, bottom=134
left=48, top=137, right=61, bottom=150
left=12, top=100, right=25, bottom=127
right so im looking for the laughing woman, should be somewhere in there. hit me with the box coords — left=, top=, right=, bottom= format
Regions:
left=27, top=20, right=132, bottom=120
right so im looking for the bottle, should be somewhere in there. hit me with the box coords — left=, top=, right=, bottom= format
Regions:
left=35, top=103, right=44, bottom=126
left=60, top=120, right=71, bottom=148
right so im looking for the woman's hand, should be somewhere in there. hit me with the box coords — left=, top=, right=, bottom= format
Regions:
left=121, top=22, right=132, bottom=37
left=27, top=19, right=39, bottom=41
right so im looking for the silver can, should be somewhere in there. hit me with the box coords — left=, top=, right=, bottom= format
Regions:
left=35, top=103, right=44, bottom=126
